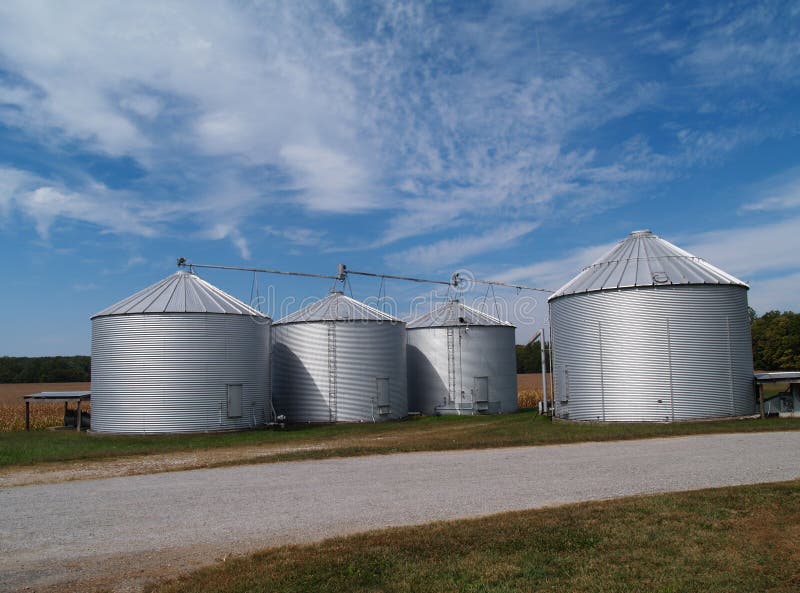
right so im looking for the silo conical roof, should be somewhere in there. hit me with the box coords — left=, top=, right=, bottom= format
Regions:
left=407, top=300, right=514, bottom=329
left=92, top=270, right=267, bottom=318
left=549, top=230, right=748, bottom=301
left=275, top=291, right=400, bottom=324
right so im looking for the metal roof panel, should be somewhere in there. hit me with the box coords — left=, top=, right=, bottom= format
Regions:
left=92, top=271, right=267, bottom=318
left=407, top=300, right=514, bottom=328
left=549, top=230, right=748, bottom=301
left=275, top=292, right=400, bottom=324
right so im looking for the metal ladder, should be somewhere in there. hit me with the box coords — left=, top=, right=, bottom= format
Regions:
left=328, top=322, right=337, bottom=422
left=446, top=327, right=456, bottom=404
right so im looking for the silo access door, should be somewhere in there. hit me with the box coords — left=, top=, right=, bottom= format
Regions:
left=474, top=376, right=490, bottom=412
left=376, top=377, right=391, bottom=416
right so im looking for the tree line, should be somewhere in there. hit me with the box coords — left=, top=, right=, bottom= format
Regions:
left=750, top=309, right=800, bottom=371
left=0, top=356, right=91, bottom=383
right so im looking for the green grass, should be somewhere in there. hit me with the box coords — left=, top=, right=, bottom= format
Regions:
left=148, top=479, right=800, bottom=593
left=2, top=411, right=800, bottom=469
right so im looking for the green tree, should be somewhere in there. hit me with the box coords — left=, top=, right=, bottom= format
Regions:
left=0, top=356, right=91, bottom=383
left=751, top=310, right=800, bottom=371
left=516, top=342, right=551, bottom=373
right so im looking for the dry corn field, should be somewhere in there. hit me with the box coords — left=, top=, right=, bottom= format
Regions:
left=517, top=373, right=553, bottom=409
left=0, top=383, right=91, bottom=431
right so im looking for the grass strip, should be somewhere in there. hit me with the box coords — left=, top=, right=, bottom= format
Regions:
left=2, top=412, right=800, bottom=469
left=149, top=479, right=800, bottom=593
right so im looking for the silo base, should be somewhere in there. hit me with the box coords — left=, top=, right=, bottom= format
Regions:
left=435, top=402, right=503, bottom=415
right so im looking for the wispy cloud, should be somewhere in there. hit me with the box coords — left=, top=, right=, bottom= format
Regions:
left=747, top=271, right=800, bottom=315
left=740, top=166, right=800, bottom=212
left=0, top=1, right=798, bottom=264
left=681, top=216, right=800, bottom=281
left=491, top=241, right=617, bottom=293
left=265, top=225, right=325, bottom=247
left=386, top=221, right=539, bottom=271
left=678, top=3, right=800, bottom=87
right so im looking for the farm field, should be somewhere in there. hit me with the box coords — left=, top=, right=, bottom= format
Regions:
left=517, top=372, right=553, bottom=408
left=0, top=382, right=91, bottom=431
left=1, top=378, right=547, bottom=431
left=150, top=478, right=800, bottom=593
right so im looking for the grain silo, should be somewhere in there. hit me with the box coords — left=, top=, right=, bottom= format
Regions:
left=91, top=270, right=271, bottom=433
left=272, top=291, right=407, bottom=422
left=548, top=230, right=755, bottom=422
left=407, top=300, right=517, bottom=415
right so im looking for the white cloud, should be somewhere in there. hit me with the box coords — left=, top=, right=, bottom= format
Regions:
left=264, top=225, right=324, bottom=247
left=0, top=0, right=377, bottom=218
left=491, top=240, right=617, bottom=293
left=386, top=221, right=539, bottom=271
left=125, top=255, right=147, bottom=268
left=681, top=217, right=800, bottom=281
left=72, top=282, right=99, bottom=292
left=0, top=1, right=798, bottom=259
left=202, top=222, right=252, bottom=260
left=0, top=167, right=36, bottom=216
left=119, top=94, right=163, bottom=120
left=18, top=185, right=160, bottom=239
left=279, top=144, right=376, bottom=212
left=748, top=272, right=800, bottom=315
left=740, top=167, right=800, bottom=212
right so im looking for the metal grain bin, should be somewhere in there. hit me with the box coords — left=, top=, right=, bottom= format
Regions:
left=91, top=270, right=271, bottom=434
left=407, top=301, right=517, bottom=415
left=272, top=291, right=407, bottom=422
left=548, top=230, right=755, bottom=422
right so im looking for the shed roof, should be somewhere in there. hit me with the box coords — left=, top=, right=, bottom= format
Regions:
left=407, top=300, right=514, bottom=329
left=92, top=271, right=267, bottom=318
left=549, top=230, right=748, bottom=301
left=754, top=372, right=800, bottom=383
left=23, top=391, right=91, bottom=401
left=275, top=291, right=401, bottom=324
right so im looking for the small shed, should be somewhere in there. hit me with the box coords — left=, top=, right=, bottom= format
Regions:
left=23, top=391, right=91, bottom=431
left=755, top=372, right=800, bottom=417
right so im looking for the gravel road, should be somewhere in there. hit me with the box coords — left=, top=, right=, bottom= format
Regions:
left=2, top=431, right=799, bottom=592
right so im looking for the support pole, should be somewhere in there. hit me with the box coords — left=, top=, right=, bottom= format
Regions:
left=25, top=400, right=30, bottom=432
left=540, top=336, right=548, bottom=414
left=759, top=383, right=765, bottom=418
left=76, top=400, right=82, bottom=432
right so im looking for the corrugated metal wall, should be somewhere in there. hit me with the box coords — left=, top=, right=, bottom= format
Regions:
left=550, top=285, right=755, bottom=421
left=407, top=326, right=518, bottom=414
left=91, top=314, right=270, bottom=433
left=272, top=321, right=407, bottom=422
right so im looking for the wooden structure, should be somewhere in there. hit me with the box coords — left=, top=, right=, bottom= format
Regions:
left=754, top=372, right=800, bottom=418
left=23, top=391, right=91, bottom=431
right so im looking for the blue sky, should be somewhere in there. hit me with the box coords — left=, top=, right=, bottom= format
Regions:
left=1, top=0, right=799, bottom=355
